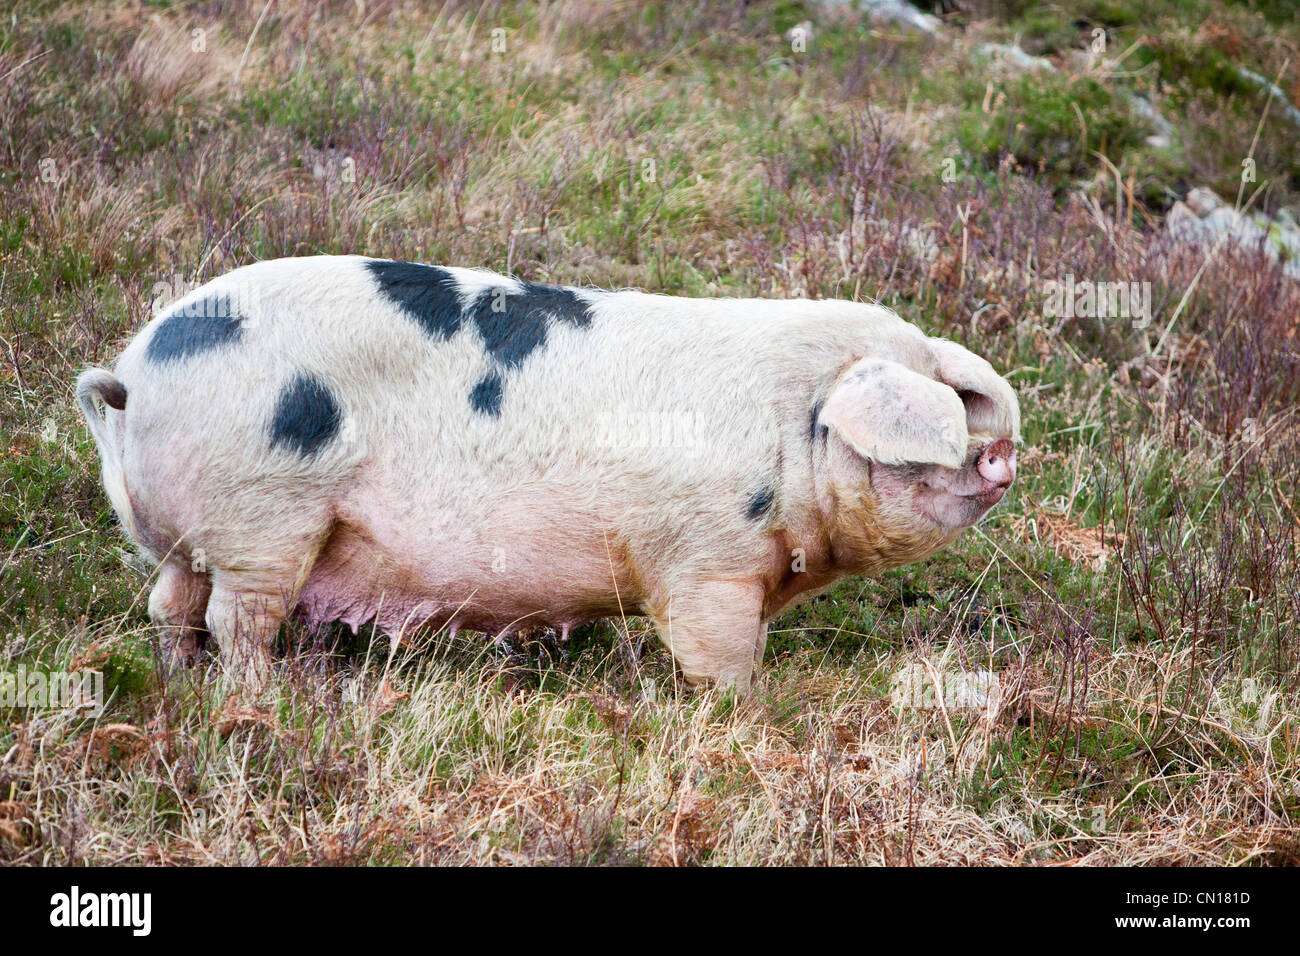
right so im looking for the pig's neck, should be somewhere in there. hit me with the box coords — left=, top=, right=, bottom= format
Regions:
left=817, top=440, right=959, bottom=577
left=761, top=425, right=958, bottom=618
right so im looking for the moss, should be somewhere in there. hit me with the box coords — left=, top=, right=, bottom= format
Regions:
left=958, top=73, right=1146, bottom=186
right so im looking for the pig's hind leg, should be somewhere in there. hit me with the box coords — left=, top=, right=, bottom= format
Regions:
left=652, top=579, right=768, bottom=692
left=204, top=575, right=294, bottom=694
left=203, top=545, right=324, bottom=695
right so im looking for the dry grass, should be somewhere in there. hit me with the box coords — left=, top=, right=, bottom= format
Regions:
left=3, top=623, right=1295, bottom=865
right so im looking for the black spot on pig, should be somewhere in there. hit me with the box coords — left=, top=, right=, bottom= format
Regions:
left=367, top=262, right=595, bottom=415
left=270, top=373, right=342, bottom=457
left=146, top=295, right=244, bottom=363
left=366, top=260, right=465, bottom=339
left=462, top=282, right=594, bottom=412
left=519, top=282, right=594, bottom=329
left=470, top=290, right=549, bottom=369
left=746, top=487, right=775, bottom=521
left=469, top=372, right=504, bottom=417
left=470, top=282, right=593, bottom=368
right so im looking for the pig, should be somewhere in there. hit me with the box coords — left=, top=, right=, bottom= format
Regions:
left=77, top=255, right=1019, bottom=692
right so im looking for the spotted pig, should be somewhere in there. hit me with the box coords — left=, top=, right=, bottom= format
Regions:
left=77, top=255, right=1020, bottom=691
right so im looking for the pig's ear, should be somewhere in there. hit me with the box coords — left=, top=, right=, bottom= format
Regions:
left=928, top=338, right=1021, bottom=441
left=822, top=357, right=968, bottom=468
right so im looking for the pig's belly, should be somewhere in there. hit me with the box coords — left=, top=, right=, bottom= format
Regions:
left=292, top=511, right=635, bottom=639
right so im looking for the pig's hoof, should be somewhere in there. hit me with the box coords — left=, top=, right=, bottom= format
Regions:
left=236, top=652, right=275, bottom=700
left=160, top=628, right=208, bottom=675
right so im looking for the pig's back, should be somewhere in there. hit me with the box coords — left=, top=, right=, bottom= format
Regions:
left=112, top=256, right=922, bottom=562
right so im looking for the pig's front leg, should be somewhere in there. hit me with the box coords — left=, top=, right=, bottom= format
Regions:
left=650, top=580, right=768, bottom=691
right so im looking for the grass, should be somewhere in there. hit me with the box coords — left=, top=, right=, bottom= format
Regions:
left=1, top=0, right=1299, bottom=865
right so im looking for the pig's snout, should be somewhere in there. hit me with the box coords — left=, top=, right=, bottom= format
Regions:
left=977, top=438, right=1017, bottom=491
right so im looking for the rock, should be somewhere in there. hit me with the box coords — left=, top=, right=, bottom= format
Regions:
left=1165, top=201, right=1213, bottom=243
left=1267, top=221, right=1300, bottom=276
left=860, top=0, right=941, bottom=34
left=1127, top=94, right=1174, bottom=149
left=1205, top=207, right=1269, bottom=247
left=1235, top=66, right=1300, bottom=128
left=975, top=42, right=1055, bottom=74
left=1184, top=186, right=1225, bottom=217
left=811, top=0, right=942, bottom=36
left=1167, top=187, right=1300, bottom=280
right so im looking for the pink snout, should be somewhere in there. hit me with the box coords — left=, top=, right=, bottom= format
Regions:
left=977, top=438, right=1017, bottom=492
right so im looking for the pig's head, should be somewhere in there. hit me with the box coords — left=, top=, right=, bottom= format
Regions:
left=818, top=337, right=1020, bottom=572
